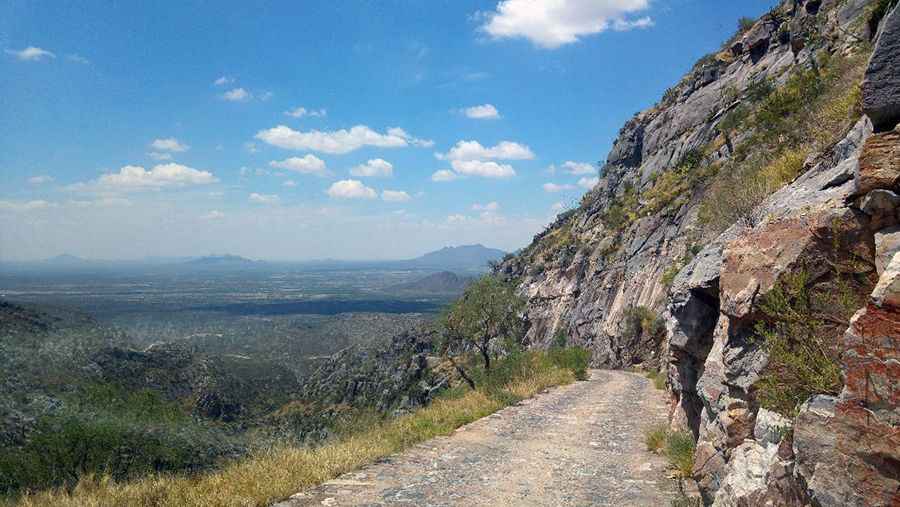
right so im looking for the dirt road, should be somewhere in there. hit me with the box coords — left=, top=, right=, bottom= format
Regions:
left=276, top=370, right=676, bottom=506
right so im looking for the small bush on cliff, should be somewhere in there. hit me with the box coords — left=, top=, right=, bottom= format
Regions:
left=623, top=306, right=665, bottom=343
left=753, top=262, right=873, bottom=416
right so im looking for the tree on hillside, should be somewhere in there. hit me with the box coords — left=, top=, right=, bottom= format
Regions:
left=438, top=276, right=525, bottom=382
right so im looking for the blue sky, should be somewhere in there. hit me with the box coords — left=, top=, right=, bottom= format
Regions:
left=0, top=0, right=775, bottom=261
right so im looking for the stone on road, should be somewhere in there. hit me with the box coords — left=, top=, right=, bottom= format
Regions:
left=275, top=370, right=676, bottom=506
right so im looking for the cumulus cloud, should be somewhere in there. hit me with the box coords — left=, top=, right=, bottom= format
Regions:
left=439, top=140, right=534, bottom=161
left=28, top=175, right=54, bottom=185
left=561, top=161, right=595, bottom=175
left=479, top=0, right=652, bottom=49
left=463, top=104, right=501, bottom=119
left=255, top=125, right=433, bottom=154
left=213, top=76, right=234, bottom=86
left=285, top=107, right=327, bottom=118
left=326, top=179, right=377, bottom=199
left=150, top=138, right=190, bottom=153
left=249, top=193, right=280, bottom=204
left=5, top=46, right=55, bottom=61
left=578, top=176, right=600, bottom=189
left=382, top=190, right=411, bottom=202
left=201, top=210, right=225, bottom=220
left=77, top=164, right=218, bottom=191
left=350, top=159, right=393, bottom=178
left=431, top=169, right=459, bottom=182
left=472, top=201, right=500, bottom=211
left=221, top=87, right=251, bottom=102
left=269, top=155, right=328, bottom=175
left=543, top=182, right=576, bottom=193
left=451, top=160, right=515, bottom=178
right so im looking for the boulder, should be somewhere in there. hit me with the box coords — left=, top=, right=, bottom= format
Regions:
left=711, top=441, right=779, bottom=506
left=860, top=189, right=900, bottom=230
left=862, top=3, right=900, bottom=131
left=874, top=227, right=900, bottom=275
left=855, top=129, right=900, bottom=196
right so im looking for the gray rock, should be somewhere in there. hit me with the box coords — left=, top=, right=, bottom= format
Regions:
left=874, top=226, right=900, bottom=275
left=753, top=408, right=792, bottom=447
left=863, top=3, right=900, bottom=131
left=711, top=441, right=779, bottom=507
left=860, top=188, right=900, bottom=230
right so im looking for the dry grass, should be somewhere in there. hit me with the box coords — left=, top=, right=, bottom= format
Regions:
left=12, top=354, right=575, bottom=507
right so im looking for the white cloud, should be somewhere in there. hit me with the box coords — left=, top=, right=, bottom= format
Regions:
left=282, top=180, right=297, bottom=187
left=382, top=190, right=411, bottom=202
left=269, top=155, right=328, bottom=175
left=543, top=182, right=576, bottom=193
left=561, top=161, right=595, bottom=175
left=150, top=137, right=190, bottom=152
left=446, top=214, right=468, bottom=224
left=213, top=76, right=234, bottom=86
left=463, top=104, right=501, bottom=119
left=28, top=175, right=54, bottom=185
left=5, top=46, right=55, bottom=61
left=578, top=176, right=600, bottom=189
left=451, top=159, right=516, bottom=178
left=326, top=179, right=377, bottom=199
left=81, top=164, right=218, bottom=191
left=431, top=169, right=459, bottom=182
left=440, top=140, right=534, bottom=161
left=0, top=200, right=56, bottom=212
left=255, top=125, right=433, bottom=154
left=67, top=54, right=90, bottom=64
left=222, top=87, right=251, bottom=102
left=472, top=201, right=500, bottom=211
left=258, top=91, right=273, bottom=101
left=67, top=197, right=132, bottom=208
left=249, top=193, right=280, bottom=204
left=148, top=152, right=173, bottom=161
left=350, top=158, right=393, bottom=178
left=479, top=0, right=652, bottom=49
left=201, top=210, right=225, bottom=220
left=285, top=107, right=327, bottom=118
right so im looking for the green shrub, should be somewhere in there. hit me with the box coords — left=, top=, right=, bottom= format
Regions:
left=645, top=370, right=666, bottom=390
left=0, top=384, right=230, bottom=496
left=737, top=17, right=756, bottom=35
left=666, top=431, right=696, bottom=478
left=623, top=306, right=665, bottom=343
left=548, top=346, right=590, bottom=381
left=645, top=424, right=668, bottom=453
left=752, top=269, right=863, bottom=416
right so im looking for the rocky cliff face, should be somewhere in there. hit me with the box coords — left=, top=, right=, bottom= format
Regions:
left=499, top=0, right=899, bottom=504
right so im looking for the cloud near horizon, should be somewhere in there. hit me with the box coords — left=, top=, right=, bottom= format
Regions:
left=269, top=155, right=328, bottom=175
left=72, top=164, right=218, bottom=192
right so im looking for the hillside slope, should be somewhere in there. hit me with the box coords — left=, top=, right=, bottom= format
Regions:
left=499, top=0, right=899, bottom=505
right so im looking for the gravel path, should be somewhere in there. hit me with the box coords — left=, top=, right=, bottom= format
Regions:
left=275, top=370, right=676, bottom=506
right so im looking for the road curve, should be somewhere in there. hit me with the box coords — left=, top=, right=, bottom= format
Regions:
left=276, top=369, right=677, bottom=507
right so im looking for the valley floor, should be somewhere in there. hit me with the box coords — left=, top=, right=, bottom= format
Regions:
left=276, top=370, right=675, bottom=506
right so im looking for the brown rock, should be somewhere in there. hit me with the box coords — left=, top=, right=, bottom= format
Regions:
left=855, top=130, right=900, bottom=196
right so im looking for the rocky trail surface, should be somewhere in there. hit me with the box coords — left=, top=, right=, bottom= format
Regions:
left=276, top=370, right=676, bottom=507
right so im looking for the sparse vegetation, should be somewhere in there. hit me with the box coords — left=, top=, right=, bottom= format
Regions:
left=10, top=350, right=585, bottom=507
left=699, top=49, right=870, bottom=235
left=665, top=431, right=696, bottom=478
left=439, top=275, right=526, bottom=373
left=645, top=424, right=669, bottom=453
left=752, top=266, right=871, bottom=416
left=644, top=427, right=695, bottom=478
left=645, top=369, right=667, bottom=390
left=623, top=306, right=665, bottom=343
